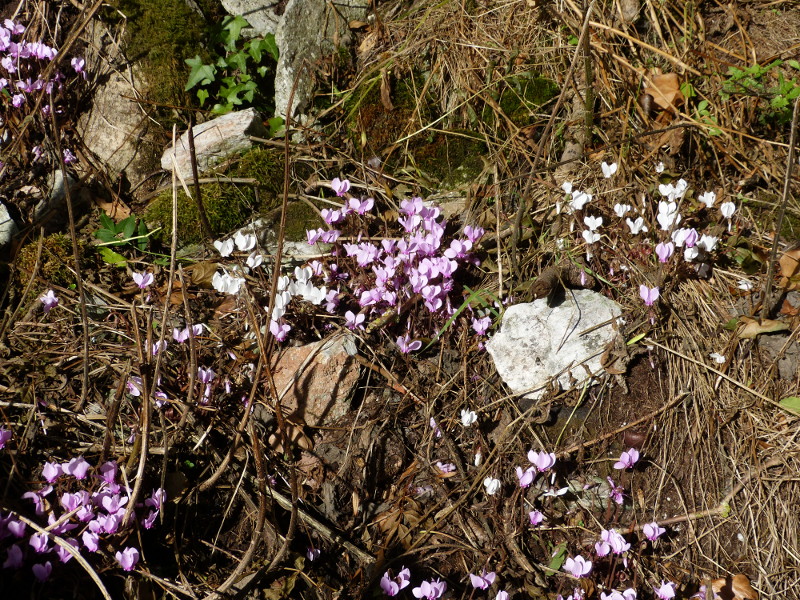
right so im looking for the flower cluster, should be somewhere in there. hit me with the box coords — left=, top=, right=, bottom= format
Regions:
left=0, top=455, right=165, bottom=581
left=0, top=18, right=85, bottom=164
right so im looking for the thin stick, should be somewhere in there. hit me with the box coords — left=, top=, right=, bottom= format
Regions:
left=187, top=115, right=214, bottom=240
left=49, top=93, right=90, bottom=410
left=761, top=96, right=800, bottom=321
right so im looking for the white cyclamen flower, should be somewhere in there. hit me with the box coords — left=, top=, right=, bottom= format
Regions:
left=720, top=201, right=736, bottom=219
left=570, top=190, right=593, bottom=211
left=613, top=203, right=632, bottom=218
left=584, top=215, right=603, bottom=231
left=698, top=191, right=716, bottom=208
left=655, top=161, right=665, bottom=174
left=460, top=409, right=478, bottom=427
left=657, top=201, right=681, bottom=231
left=234, top=231, right=256, bottom=252
left=709, top=352, right=726, bottom=364
left=601, top=161, right=618, bottom=178
left=697, top=234, right=718, bottom=252
left=626, top=217, right=647, bottom=235
left=483, top=477, right=501, bottom=495
left=582, top=230, right=601, bottom=244
left=213, top=238, right=234, bottom=257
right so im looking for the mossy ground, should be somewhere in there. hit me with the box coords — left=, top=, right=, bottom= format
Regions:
left=15, top=234, right=93, bottom=293
left=144, top=147, right=286, bottom=246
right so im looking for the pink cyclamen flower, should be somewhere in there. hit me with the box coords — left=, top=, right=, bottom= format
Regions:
left=654, top=581, right=676, bottom=600
left=32, top=561, right=53, bottom=581
left=412, top=578, right=447, bottom=599
left=529, top=510, right=545, bottom=526
left=380, top=567, right=411, bottom=596
left=331, top=177, right=350, bottom=196
left=429, top=417, right=442, bottom=438
left=115, top=547, right=140, bottom=571
left=639, top=285, right=659, bottom=307
left=71, top=57, right=85, bottom=73
left=607, top=477, right=625, bottom=505
left=527, top=450, right=556, bottom=472
left=132, top=271, right=154, bottom=289
left=39, top=289, right=59, bottom=312
left=4, top=544, right=24, bottom=569
left=563, top=555, right=592, bottom=578
left=306, top=547, right=321, bottom=561
left=0, top=428, right=11, bottom=450
left=599, top=528, right=630, bottom=554
left=613, top=448, right=640, bottom=470
left=435, top=461, right=456, bottom=474
left=397, top=335, right=422, bottom=354
left=643, top=521, right=666, bottom=541
left=62, top=456, right=91, bottom=480
left=655, top=241, right=674, bottom=263
left=345, top=310, right=365, bottom=331
left=496, top=592, right=509, bottom=600
left=471, top=316, right=491, bottom=336
left=63, top=148, right=77, bottom=164
left=469, top=568, right=496, bottom=590
left=516, top=466, right=535, bottom=488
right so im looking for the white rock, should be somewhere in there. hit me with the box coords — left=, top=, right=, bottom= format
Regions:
left=486, top=290, right=623, bottom=401
left=160, top=108, right=268, bottom=178
left=0, top=201, right=18, bottom=247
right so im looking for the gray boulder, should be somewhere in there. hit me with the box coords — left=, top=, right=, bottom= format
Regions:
left=486, top=290, right=623, bottom=401
left=160, top=108, right=268, bottom=179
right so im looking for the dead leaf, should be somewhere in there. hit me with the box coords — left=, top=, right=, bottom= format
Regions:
left=268, top=420, right=312, bottom=453
left=93, top=196, right=131, bottom=220
left=778, top=247, right=800, bottom=290
left=348, top=20, right=368, bottom=29
left=710, top=574, right=758, bottom=600
left=644, top=72, right=685, bottom=111
left=380, top=70, right=394, bottom=111
left=737, top=316, right=789, bottom=339
left=186, top=261, right=219, bottom=287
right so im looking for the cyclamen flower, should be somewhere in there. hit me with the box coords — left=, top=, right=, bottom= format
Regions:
left=469, top=568, right=496, bottom=590
left=613, top=203, right=632, bottom=217
left=584, top=215, right=603, bottom=231
left=598, top=528, right=630, bottom=554
left=654, top=581, right=676, bottom=600
left=471, top=316, right=491, bottom=336
left=643, top=521, right=666, bottom=541
left=483, top=477, right=501, bottom=495
left=40, top=289, right=59, bottom=312
left=639, top=285, right=659, bottom=307
left=62, top=456, right=90, bottom=480
left=348, top=196, right=374, bottom=214
left=697, top=234, right=718, bottom=252
left=63, top=149, right=77, bottom=164
left=132, top=271, right=154, bottom=289
left=527, top=450, right=556, bottom=472
left=331, top=177, right=350, bottom=196
left=397, top=335, right=422, bottom=354
left=656, top=201, right=681, bottom=231
left=563, top=555, right=592, bottom=578
left=698, top=191, right=716, bottom=208
left=234, top=231, right=256, bottom=252
left=720, top=201, right=736, bottom=219
left=570, top=190, right=592, bottom=212
left=32, top=561, right=52, bottom=582
left=213, top=238, right=234, bottom=257
left=4, top=544, right=23, bottom=569
left=344, top=310, right=365, bottom=331
left=413, top=579, right=447, bottom=599
left=601, top=161, right=618, bottom=178
left=463, top=225, right=485, bottom=243
left=435, top=461, right=456, bottom=474
left=430, top=418, right=442, bottom=438
left=655, top=242, right=674, bottom=263
left=607, top=477, right=625, bottom=505
left=709, top=352, right=726, bottom=364
left=115, top=547, right=140, bottom=571
left=460, top=409, right=478, bottom=427
left=613, top=448, right=640, bottom=470
left=529, top=510, right=545, bottom=526
left=381, top=567, right=411, bottom=596
left=71, top=57, right=85, bottom=73
left=516, top=466, right=535, bottom=487
left=582, top=230, right=600, bottom=245
left=0, top=428, right=11, bottom=450
left=626, top=217, right=647, bottom=235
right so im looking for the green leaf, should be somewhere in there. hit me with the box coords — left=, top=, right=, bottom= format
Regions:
left=680, top=81, right=696, bottom=99
left=196, top=88, right=209, bottom=106
left=99, top=247, right=128, bottom=267
left=227, top=51, right=248, bottom=73
left=548, top=542, right=568, bottom=573
left=627, top=332, right=646, bottom=346
left=137, top=220, right=149, bottom=251
left=263, top=33, right=279, bottom=61
left=185, top=56, right=216, bottom=91
left=779, top=396, right=800, bottom=415
left=220, top=15, right=249, bottom=52
left=98, top=212, right=115, bottom=232
left=268, top=116, right=285, bottom=137
left=121, top=215, right=136, bottom=239
left=788, top=59, right=800, bottom=70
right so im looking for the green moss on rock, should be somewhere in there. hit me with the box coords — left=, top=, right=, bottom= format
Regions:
left=145, top=147, right=285, bottom=245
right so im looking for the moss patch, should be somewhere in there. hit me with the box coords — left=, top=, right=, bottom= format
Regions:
left=484, top=71, right=559, bottom=127
left=15, top=234, right=92, bottom=291
left=411, top=130, right=487, bottom=188
left=145, top=147, right=284, bottom=245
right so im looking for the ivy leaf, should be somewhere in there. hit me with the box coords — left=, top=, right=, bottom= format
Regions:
left=263, top=33, right=279, bottom=61
left=185, top=56, right=216, bottom=91
left=196, top=88, right=209, bottom=106
left=220, top=15, right=249, bottom=52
